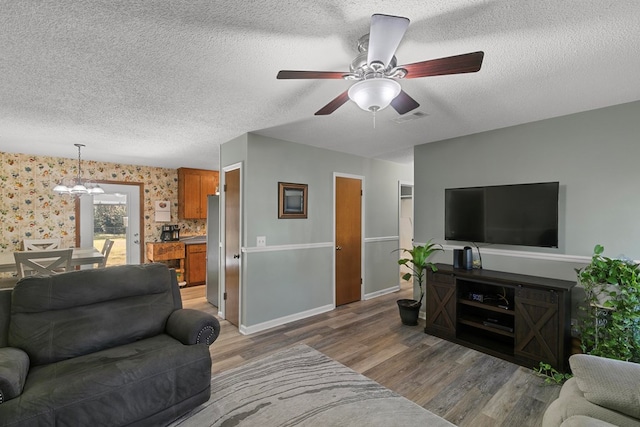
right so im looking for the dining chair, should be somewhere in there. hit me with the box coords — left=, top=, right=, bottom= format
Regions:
left=99, top=239, right=114, bottom=268
left=14, top=248, right=73, bottom=278
left=22, top=238, right=62, bottom=251
left=0, top=275, right=18, bottom=289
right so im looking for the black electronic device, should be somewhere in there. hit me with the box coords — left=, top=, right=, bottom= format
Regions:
left=445, top=181, right=559, bottom=248
left=462, top=246, right=473, bottom=270
left=160, top=224, right=180, bottom=242
left=453, top=249, right=464, bottom=268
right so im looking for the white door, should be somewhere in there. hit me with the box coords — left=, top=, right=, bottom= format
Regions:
left=79, top=183, right=141, bottom=265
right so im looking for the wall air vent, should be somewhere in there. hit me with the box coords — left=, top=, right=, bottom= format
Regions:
left=391, top=111, right=429, bottom=124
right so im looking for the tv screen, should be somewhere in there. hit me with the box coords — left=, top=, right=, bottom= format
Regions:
left=445, top=182, right=559, bottom=248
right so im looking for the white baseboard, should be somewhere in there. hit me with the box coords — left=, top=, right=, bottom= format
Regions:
left=239, top=304, right=335, bottom=335
left=364, top=285, right=400, bottom=300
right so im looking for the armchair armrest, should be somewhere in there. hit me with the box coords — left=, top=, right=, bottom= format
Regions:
left=166, top=309, right=220, bottom=346
left=570, top=354, right=640, bottom=420
left=0, top=347, right=30, bottom=404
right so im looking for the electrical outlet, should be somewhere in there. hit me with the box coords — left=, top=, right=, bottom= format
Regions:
left=256, top=236, right=266, bottom=247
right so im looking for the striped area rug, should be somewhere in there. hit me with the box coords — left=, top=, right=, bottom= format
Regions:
left=170, top=344, right=454, bottom=427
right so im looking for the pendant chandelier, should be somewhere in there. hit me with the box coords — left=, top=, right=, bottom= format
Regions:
left=53, top=144, right=104, bottom=195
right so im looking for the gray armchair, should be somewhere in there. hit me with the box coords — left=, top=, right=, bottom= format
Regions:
left=0, top=263, right=220, bottom=426
left=543, top=354, right=640, bottom=427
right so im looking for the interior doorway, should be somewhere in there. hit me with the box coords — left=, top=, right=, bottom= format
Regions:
left=335, top=175, right=362, bottom=306
left=399, top=182, right=413, bottom=285
left=77, top=182, right=143, bottom=265
left=223, top=166, right=241, bottom=327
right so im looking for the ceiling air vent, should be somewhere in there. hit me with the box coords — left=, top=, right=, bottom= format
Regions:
left=392, top=111, right=429, bottom=124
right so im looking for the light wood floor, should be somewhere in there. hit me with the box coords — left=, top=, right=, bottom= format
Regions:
left=180, top=284, right=560, bottom=427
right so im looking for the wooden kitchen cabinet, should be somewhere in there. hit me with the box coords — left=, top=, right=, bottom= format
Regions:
left=146, top=242, right=185, bottom=284
left=178, top=168, right=219, bottom=219
left=185, top=243, right=207, bottom=286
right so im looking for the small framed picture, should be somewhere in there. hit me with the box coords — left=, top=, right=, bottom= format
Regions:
left=278, top=182, right=307, bottom=219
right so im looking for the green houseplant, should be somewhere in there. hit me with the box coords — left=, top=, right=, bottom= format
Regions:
left=575, top=244, right=640, bottom=362
left=395, top=240, right=443, bottom=325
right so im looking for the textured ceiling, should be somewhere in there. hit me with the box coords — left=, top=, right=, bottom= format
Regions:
left=1, top=0, right=639, bottom=169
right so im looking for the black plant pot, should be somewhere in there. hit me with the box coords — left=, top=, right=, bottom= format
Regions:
left=397, top=299, right=421, bottom=326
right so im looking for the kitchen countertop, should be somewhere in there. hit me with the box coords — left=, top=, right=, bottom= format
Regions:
left=180, top=235, right=206, bottom=245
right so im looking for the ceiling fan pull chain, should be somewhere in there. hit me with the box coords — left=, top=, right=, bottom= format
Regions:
left=373, top=110, right=376, bottom=129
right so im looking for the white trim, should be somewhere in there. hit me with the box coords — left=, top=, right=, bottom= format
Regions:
left=437, top=243, right=591, bottom=264
left=222, top=162, right=243, bottom=173
left=334, top=172, right=365, bottom=181
left=242, top=242, right=333, bottom=253
left=364, top=236, right=399, bottom=243
left=239, top=304, right=334, bottom=335
left=364, top=285, right=400, bottom=300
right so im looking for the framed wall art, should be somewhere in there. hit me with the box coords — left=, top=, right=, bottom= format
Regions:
left=278, top=182, right=307, bottom=219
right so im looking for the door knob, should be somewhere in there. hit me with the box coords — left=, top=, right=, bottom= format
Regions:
left=336, top=246, right=342, bottom=251
left=233, top=254, right=240, bottom=259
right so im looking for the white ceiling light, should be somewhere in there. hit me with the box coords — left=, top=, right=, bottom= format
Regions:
left=53, top=144, right=104, bottom=196
left=348, top=78, right=401, bottom=112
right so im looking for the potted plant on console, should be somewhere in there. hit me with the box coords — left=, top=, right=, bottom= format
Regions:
left=395, top=240, right=443, bottom=326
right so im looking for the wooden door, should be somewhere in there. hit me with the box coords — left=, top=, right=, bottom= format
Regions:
left=181, top=171, right=202, bottom=219
left=186, top=244, right=207, bottom=285
left=200, top=172, right=218, bottom=217
left=224, top=168, right=241, bottom=327
left=335, top=177, right=362, bottom=306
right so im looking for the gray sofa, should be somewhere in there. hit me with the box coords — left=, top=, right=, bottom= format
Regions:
left=0, top=263, right=220, bottom=426
left=543, top=354, right=640, bottom=427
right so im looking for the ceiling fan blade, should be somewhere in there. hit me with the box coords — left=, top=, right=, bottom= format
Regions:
left=367, top=14, right=410, bottom=68
left=315, top=90, right=350, bottom=115
left=277, top=70, right=348, bottom=79
left=390, top=90, right=420, bottom=115
left=401, top=51, right=484, bottom=78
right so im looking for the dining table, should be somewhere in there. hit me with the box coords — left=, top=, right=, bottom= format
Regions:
left=0, top=247, right=105, bottom=273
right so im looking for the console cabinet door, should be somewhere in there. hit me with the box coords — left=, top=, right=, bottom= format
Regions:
left=514, top=286, right=560, bottom=368
left=425, top=271, right=456, bottom=338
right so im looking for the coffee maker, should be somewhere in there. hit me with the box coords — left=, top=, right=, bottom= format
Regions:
left=160, top=224, right=180, bottom=242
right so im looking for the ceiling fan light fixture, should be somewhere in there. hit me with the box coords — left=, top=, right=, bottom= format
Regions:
left=348, top=78, right=401, bottom=112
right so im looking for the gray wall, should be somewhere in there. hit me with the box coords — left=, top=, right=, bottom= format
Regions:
left=220, top=133, right=413, bottom=331
left=414, top=100, right=640, bottom=282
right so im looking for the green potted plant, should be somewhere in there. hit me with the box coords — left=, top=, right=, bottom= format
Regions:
left=575, top=244, right=640, bottom=362
left=395, top=240, right=443, bottom=325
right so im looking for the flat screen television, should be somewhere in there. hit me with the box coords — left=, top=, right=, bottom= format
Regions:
left=445, top=182, right=559, bottom=248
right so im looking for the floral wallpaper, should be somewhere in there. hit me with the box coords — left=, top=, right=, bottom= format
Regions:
left=0, top=151, right=206, bottom=258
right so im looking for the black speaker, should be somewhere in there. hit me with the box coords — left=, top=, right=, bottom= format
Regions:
left=462, top=246, right=473, bottom=270
left=453, top=249, right=464, bottom=269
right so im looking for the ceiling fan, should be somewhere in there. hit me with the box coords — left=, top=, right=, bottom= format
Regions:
left=277, top=13, right=484, bottom=116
